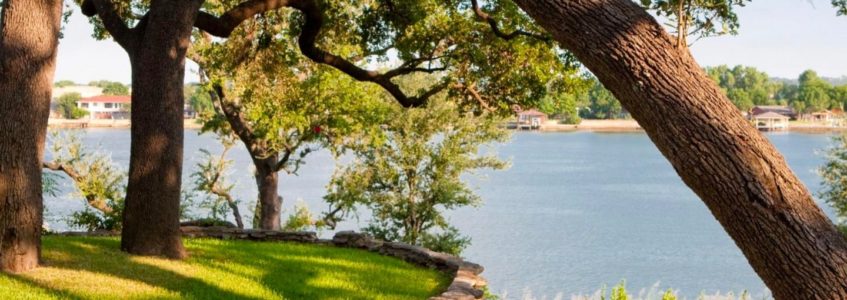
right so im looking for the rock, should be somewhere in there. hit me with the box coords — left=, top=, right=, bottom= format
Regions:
left=332, top=231, right=383, bottom=250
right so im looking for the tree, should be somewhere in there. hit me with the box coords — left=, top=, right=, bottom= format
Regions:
left=54, top=80, right=76, bottom=87
left=189, top=0, right=573, bottom=229
left=797, top=69, right=834, bottom=113
left=0, top=0, right=63, bottom=273
left=640, top=0, right=750, bottom=47
left=88, top=80, right=129, bottom=95
left=324, top=99, right=508, bottom=255
left=584, top=79, right=623, bottom=119
left=189, top=135, right=244, bottom=229
left=42, top=131, right=125, bottom=231
left=80, top=0, right=204, bottom=258
left=512, top=0, right=847, bottom=298
left=57, top=92, right=89, bottom=119
left=705, top=65, right=779, bottom=111
left=185, top=84, right=212, bottom=117
left=77, top=0, right=566, bottom=256
left=538, top=73, right=592, bottom=123
left=819, top=133, right=847, bottom=233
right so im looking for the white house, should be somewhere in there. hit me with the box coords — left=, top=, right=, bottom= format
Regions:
left=78, top=95, right=131, bottom=120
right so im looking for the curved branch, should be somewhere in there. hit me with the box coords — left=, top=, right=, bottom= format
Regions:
left=208, top=84, right=270, bottom=160
left=470, top=0, right=550, bottom=42
left=42, top=161, right=114, bottom=214
left=194, top=0, right=444, bottom=107
left=80, top=0, right=138, bottom=51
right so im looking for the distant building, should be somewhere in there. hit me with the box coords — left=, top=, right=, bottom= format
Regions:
left=750, top=105, right=796, bottom=120
left=78, top=95, right=131, bottom=120
left=50, top=85, right=105, bottom=118
left=516, top=109, right=547, bottom=130
left=752, top=111, right=789, bottom=131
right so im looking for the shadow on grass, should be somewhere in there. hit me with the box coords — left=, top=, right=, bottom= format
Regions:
left=189, top=239, right=450, bottom=299
left=2, top=237, right=448, bottom=299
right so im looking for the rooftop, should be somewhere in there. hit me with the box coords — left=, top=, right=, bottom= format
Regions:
left=79, top=95, right=131, bottom=103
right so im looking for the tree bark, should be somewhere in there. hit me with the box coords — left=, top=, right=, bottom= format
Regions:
left=0, top=0, right=62, bottom=273
left=512, top=1, right=847, bottom=298
left=119, top=0, right=201, bottom=259
left=254, top=155, right=281, bottom=230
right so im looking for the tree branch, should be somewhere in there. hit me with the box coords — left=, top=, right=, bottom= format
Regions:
left=470, top=0, right=550, bottom=42
left=42, top=161, right=114, bottom=214
left=80, top=0, right=138, bottom=52
left=209, top=84, right=269, bottom=160
left=194, top=0, right=445, bottom=107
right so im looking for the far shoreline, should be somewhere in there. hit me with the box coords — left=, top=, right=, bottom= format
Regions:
left=47, top=118, right=847, bottom=134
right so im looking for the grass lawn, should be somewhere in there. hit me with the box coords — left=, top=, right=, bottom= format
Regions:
left=0, top=236, right=451, bottom=299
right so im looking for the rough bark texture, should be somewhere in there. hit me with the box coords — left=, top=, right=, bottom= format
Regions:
left=255, top=156, right=281, bottom=230
left=118, top=0, right=202, bottom=259
left=0, top=0, right=62, bottom=273
left=513, top=0, right=847, bottom=298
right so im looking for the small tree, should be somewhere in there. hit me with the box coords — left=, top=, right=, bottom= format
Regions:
left=57, top=92, right=88, bottom=119
left=324, top=99, right=509, bottom=255
left=189, top=134, right=244, bottom=229
left=43, top=131, right=126, bottom=231
left=820, top=133, right=847, bottom=233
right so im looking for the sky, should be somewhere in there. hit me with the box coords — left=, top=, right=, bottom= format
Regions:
left=53, top=0, right=847, bottom=85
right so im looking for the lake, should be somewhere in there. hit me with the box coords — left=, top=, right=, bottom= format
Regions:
left=43, top=129, right=837, bottom=298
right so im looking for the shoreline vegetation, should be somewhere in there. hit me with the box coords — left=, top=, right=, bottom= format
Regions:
left=47, top=118, right=847, bottom=133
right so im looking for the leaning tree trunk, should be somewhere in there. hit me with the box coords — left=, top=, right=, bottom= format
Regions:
left=513, top=0, right=847, bottom=298
left=254, top=155, right=281, bottom=230
left=0, top=0, right=62, bottom=273
left=120, top=1, right=201, bottom=259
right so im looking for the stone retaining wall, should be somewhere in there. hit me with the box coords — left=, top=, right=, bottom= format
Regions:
left=59, top=227, right=487, bottom=299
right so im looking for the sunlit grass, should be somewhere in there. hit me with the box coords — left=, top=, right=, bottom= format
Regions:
left=0, top=236, right=451, bottom=299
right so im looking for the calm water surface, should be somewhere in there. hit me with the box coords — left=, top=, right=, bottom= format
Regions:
left=45, top=129, right=836, bottom=298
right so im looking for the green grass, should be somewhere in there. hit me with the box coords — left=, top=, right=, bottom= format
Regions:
left=0, top=236, right=451, bottom=299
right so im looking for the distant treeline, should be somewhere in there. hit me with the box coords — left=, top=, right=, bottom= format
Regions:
left=706, top=65, right=847, bottom=114
left=537, top=66, right=847, bottom=124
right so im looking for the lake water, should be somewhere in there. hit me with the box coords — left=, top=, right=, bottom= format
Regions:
left=44, top=129, right=837, bottom=298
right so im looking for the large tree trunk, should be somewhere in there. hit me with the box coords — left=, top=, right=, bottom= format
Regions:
left=254, top=155, right=281, bottom=230
left=120, top=0, right=201, bottom=259
left=0, top=0, right=62, bottom=273
left=513, top=1, right=847, bottom=298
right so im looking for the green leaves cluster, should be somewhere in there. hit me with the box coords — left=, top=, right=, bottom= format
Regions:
left=820, top=133, right=847, bottom=228
left=324, top=99, right=509, bottom=255
left=45, top=131, right=126, bottom=231
left=56, top=92, right=89, bottom=119
left=88, top=80, right=129, bottom=95
left=706, top=66, right=847, bottom=114
left=641, top=0, right=750, bottom=46
left=706, top=65, right=781, bottom=112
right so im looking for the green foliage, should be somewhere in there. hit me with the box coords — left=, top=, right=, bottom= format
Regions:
left=282, top=202, right=326, bottom=231
left=582, top=79, right=624, bottom=119
left=88, top=80, right=129, bottom=95
left=325, top=99, right=509, bottom=255
left=56, top=92, right=89, bottom=119
left=68, top=206, right=123, bottom=232
left=185, top=84, right=213, bottom=117
left=54, top=80, right=76, bottom=87
left=640, top=0, right=750, bottom=45
left=797, top=70, right=834, bottom=112
left=45, top=131, right=125, bottom=231
left=819, top=133, right=847, bottom=223
left=42, top=172, right=61, bottom=197
left=705, top=65, right=781, bottom=111
left=835, top=0, right=847, bottom=15
left=0, top=236, right=450, bottom=299
left=188, top=135, right=243, bottom=227
left=538, top=73, right=592, bottom=123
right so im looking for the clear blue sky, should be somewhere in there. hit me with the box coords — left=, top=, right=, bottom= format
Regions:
left=54, top=0, right=847, bottom=85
